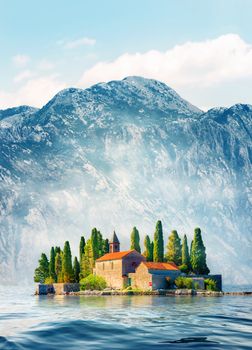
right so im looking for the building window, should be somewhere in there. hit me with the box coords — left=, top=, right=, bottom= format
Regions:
left=132, top=262, right=137, bottom=267
left=111, top=262, right=114, bottom=270
left=103, top=263, right=105, bottom=270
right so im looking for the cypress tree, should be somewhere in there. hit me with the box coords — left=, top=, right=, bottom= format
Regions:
left=97, top=230, right=104, bottom=257
left=150, top=241, right=154, bottom=262
left=55, top=246, right=61, bottom=255
left=79, top=236, right=85, bottom=263
left=130, top=226, right=141, bottom=253
left=62, top=241, right=73, bottom=283
left=181, top=234, right=191, bottom=272
left=190, top=228, right=210, bottom=275
left=166, top=230, right=182, bottom=265
left=153, top=220, right=164, bottom=262
left=55, top=252, right=63, bottom=282
left=102, top=238, right=109, bottom=255
left=73, top=257, right=80, bottom=283
left=34, top=253, right=49, bottom=283
left=49, top=247, right=56, bottom=281
left=143, top=235, right=152, bottom=261
left=190, top=240, right=193, bottom=261
left=91, top=228, right=99, bottom=261
left=81, top=239, right=93, bottom=278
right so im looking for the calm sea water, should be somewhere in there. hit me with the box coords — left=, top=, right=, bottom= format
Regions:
left=0, top=286, right=252, bottom=350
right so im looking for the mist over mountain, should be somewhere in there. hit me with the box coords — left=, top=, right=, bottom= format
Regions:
left=0, top=76, right=251, bottom=285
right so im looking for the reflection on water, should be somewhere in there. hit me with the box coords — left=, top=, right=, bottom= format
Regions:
left=0, top=286, right=252, bottom=349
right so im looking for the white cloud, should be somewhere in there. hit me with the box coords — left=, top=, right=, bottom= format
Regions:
left=12, top=54, right=31, bottom=67
left=37, top=59, right=55, bottom=71
left=3, top=34, right=252, bottom=110
left=78, top=34, right=252, bottom=89
left=0, top=75, right=66, bottom=108
left=63, top=37, right=96, bottom=49
left=13, top=70, right=33, bottom=83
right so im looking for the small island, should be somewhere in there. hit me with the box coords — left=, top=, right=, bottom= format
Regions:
left=34, top=221, right=222, bottom=295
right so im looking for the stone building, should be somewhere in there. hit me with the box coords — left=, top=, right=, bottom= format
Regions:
left=95, top=232, right=182, bottom=290
left=128, top=262, right=181, bottom=290
left=95, top=232, right=145, bottom=289
left=95, top=250, right=145, bottom=289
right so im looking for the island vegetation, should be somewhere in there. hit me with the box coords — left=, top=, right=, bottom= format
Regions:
left=34, top=221, right=211, bottom=290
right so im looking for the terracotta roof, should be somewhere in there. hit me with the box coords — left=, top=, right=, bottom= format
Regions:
left=143, top=262, right=179, bottom=271
left=96, top=250, right=136, bottom=262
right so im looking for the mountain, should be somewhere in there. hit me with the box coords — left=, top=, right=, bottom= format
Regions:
left=0, top=76, right=251, bottom=285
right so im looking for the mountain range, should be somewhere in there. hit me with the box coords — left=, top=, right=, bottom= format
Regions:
left=0, top=76, right=251, bottom=285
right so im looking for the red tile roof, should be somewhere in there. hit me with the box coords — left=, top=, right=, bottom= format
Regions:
left=143, top=262, right=179, bottom=271
left=96, top=250, right=136, bottom=262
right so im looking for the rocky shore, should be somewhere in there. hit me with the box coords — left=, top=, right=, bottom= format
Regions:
left=64, top=289, right=251, bottom=297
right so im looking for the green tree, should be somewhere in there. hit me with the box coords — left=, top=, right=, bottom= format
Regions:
left=130, top=226, right=141, bottom=253
left=91, top=228, right=100, bottom=261
left=79, top=236, right=85, bottom=263
left=190, top=240, right=193, bottom=261
left=190, top=228, right=210, bottom=275
left=73, top=256, right=80, bottom=283
left=143, top=235, right=152, bottom=261
left=102, top=238, right=109, bottom=255
left=62, top=241, right=73, bottom=283
left=181, top=234, right=191, bottom=273
left=97, top=230, right=104, bottom=257
left=49, top=247, right=56, bottom=280
left=81, top=239, right=94, bottom=277
left=153, top=220, right=164, bottom=262
left=55, top=246, right=61, bottom=255
left=166, top=230, right=182, bottom=265
left=34, top=253, right=49, bottom=283
left=55, top=252, right=63, bottom=282
left=150, top=241, right=154, bottom=261
left=80, top=274, right=107, bottom=291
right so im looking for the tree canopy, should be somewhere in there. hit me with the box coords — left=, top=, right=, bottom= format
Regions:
left=153, top=220, right=164, bottom=262
left=190, top=228, right=210, bottom=275
left=130, top=226, right=141, bottom=253
left=166, top=230, right=182, bottom=265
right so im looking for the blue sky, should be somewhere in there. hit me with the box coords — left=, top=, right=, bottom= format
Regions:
left=1, top=0, right=252, bottom=109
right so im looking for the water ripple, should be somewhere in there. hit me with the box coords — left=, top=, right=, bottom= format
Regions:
left=0, top=287, right=252, bottom=350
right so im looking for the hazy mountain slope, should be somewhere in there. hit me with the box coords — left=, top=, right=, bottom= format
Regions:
left=0, top=77, right=251, bottom=285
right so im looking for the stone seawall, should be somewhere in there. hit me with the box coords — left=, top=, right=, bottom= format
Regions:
left=35, top=283, right=80, bottom=295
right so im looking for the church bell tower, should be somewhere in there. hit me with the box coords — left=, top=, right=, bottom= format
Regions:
left=109, top=231, right=120, bottom=253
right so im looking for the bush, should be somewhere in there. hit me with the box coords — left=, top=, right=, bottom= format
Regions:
left=204, top=278, right=218, bottom=291
left=44, top=277, right=55, bottom=284
left=184, top=278, right=193, bottom=289
left=193, top=282, right=200, bottom=290
left=179, top=264, right=189, bottom=274
left=175, top=276, right=193, bottom=289
left=125, top=286, right=133, bottom=291
left=80, top=274, right=107, bottom=291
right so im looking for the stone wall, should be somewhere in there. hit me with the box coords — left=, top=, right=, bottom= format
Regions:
left=122, top=252, right=145, bottom=275
left=129, top=263, right=152, bottom=290
left=129, top=264, right=181, bottom=291
left=95, top=259, right=124, bottom=289
left=191, top=277, right=205, bottom=289
left=53, top=283, right=80, bottom=295
left=36, top=284, right=54, bottom=295
left=35, top=283, right=80, bottom=295
left=187, top=274, right=222, bottom=291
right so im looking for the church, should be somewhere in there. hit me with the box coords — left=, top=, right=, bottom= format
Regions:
left=94, top=231, right=181, bottom=290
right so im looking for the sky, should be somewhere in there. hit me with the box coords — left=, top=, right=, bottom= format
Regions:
left=1, top=0, right=252, bottom=110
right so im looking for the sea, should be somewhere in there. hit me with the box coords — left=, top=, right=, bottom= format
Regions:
left=0, top=285, right=252, bottom=350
